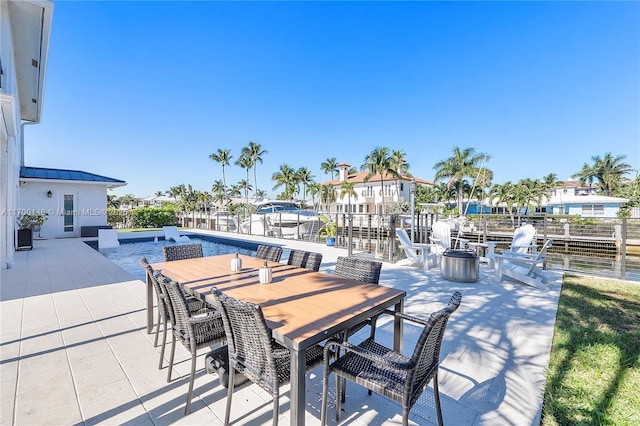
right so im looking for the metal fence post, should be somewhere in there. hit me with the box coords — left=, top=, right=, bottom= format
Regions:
left=621, top=217, right=627, bottom=280
left=348, top=213, right=353, bottom=256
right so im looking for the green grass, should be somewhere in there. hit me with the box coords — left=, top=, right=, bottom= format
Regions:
left=542, top=275, right=640, bottom=426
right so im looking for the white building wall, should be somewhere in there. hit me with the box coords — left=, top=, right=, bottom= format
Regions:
left=0, top=1, right=21, bottom=269
left=564, top=203, right=621, bottom=218
left=19, top=182, right=109, bottom=239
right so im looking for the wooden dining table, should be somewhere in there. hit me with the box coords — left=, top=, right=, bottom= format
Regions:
left=151, top=253, right=406, bottom=426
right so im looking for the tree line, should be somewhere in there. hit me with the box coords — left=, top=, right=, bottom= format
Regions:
left=108, top=145, right=638, bottom=218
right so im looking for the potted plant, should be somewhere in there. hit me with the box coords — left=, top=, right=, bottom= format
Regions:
left=319, top=215, right=337, bottom=246
left=16, top=212, right=49, bottom=250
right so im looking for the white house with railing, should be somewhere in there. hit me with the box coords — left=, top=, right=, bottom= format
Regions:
left=322, top=162, right=433, bottom=215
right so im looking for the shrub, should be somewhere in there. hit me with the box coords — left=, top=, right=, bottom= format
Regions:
left=130, top=207, right=176, bottom=228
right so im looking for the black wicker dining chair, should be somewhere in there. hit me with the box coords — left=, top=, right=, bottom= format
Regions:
left=321, top=291, right=462, bottom=426
left=287, top=249, right=323, bottom=272
left=210, top=287, right=325, bottom=426
left=333, top=256, right=384, bottom=400
left=162, top=243, right=204, bottom=261
left=255, top=244, right=284, bottom=262
left=334, top=256, right=383, bottom=338
left=155, top=272, right=226, bottom=415
left=139, top=258, right=207, bottom=369
left=334, top=256, right=382, bottom=285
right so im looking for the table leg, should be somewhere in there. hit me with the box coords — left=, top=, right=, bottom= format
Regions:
left=393, top=299, right=404, bottom=352
left=146, top=272, right=153, bottom=334
left=290, top=347, right=306, bottom=425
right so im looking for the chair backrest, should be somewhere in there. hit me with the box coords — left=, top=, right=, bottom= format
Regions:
left=163, top=226, right=179, bottom=238
left=407, top=291, right=462, bottom=407
left=154, top=272, right=185, bottom=331
left=395, top=229, right=413, bottom=246
left=287, top=250, right=323, bottom=272
left=430, top=222, right=451, bottom=251
left=210, top=287, right=281, bottom=396
left=255, top=244, right=284, bottom=262
left=511, top=224, right=536, bottom=254
left=139, top=258, right=169, bottom=318
left=162, top=243, right=204, bottom=261
left=334, top=256, right=382, bottom=285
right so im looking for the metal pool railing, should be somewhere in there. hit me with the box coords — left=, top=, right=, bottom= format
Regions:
left=109, top=211, right=640, bottom=282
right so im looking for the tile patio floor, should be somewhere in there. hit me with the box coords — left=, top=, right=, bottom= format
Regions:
left=0, top=231, right=563, bottom=425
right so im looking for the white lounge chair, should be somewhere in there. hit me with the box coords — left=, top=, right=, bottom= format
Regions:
left=494, top=239, right=552, bottom=290
left=468, top=223, right=537, bottom=267
left=98, top=228, right=120, bottom=248
left=163, top=226, right=190, bottom=242
left=395, top=229, right=437, bottom=270
left=428, top=221, right=453, bottom=266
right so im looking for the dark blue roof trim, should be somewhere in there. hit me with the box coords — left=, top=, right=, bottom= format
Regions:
left=20, top=166, right=125, bottom=184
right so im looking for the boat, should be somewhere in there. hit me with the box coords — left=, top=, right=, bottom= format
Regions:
left=240, top=200, right=321, bottom=239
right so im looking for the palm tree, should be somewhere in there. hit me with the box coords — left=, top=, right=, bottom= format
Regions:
left=210, top=180, right=224, bottom=209
left=320, top=184, right=336, bottom=212
left=339, top=181, right=358, bottom=215
left=209, top=148, right=233, bottom=206
left=307, top=182, right=321, bottom=210
left=154, top=190, right=164, bottom=198
left=236, top=151, right=253, bottom=213
left=237, top=179, right=253, bottom=215
left=362, top=147, right=399, bottom=215
left=541, top=172, right=560, bottom=193
left=296, top=167, right=315, bottom=208
left=431, top=182, right=453, bottom=204
left=107, top=194, right=120, bottom=209
left=119, top=193, right=138, bottom=209
left=247, top=141, right=268, bottom=195
left=227, top=184, right=242, bottom=199
left=473, top=166, right=494, bottom=214
left=595, top=153, right=633, bottom=196
left=272, top=164, right=297, bottom=201
left=390, top=149, right=410, bottom=197
left=196, top=190, right=212, bottom=214
left=489, top=181, right=516, bottom=224
left=254, top=189, right=268, bottom=200
left=320, top=157, right=338, bottom=181
left=572, top=153, right=632, bottom=196
left=572, top=162, right=597, bottom=191
left=515, top=178, right=545, bottom=216
left=433, top=146, right=490, bottom=215
left=166, top=186, right=181, bottom=205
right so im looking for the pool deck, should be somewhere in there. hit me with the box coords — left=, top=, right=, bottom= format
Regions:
left=0, top=230, right=564, bottom=425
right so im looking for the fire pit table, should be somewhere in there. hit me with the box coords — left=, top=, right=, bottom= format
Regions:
left=441, top=249, right=479, bottom=282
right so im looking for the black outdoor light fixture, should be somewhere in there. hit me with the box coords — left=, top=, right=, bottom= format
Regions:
left=47, top=190, right=52, bottom=198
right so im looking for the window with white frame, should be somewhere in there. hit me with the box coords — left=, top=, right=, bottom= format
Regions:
left=581, top=204, right=604, bottom=216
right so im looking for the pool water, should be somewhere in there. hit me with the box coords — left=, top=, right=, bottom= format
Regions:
left=88, top=236, right=258, bottom=281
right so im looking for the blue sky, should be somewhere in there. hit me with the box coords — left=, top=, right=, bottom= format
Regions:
left=25, top=1, right=640, bottom=199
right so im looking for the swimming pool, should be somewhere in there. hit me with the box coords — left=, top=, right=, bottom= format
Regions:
left=86, top=236, right=263, bottom=281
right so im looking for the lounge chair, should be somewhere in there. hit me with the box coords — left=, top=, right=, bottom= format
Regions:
left=468, top=223, right=537, bottom=267
left=163, top=226, right=190, bottom=242
left=395, top=228, right=437, bottom=270
left=494, top=239, right=552, bottom=289
left=429, top=221, right=452, bottom=266
left=98, top=228, right=120, bottom=248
